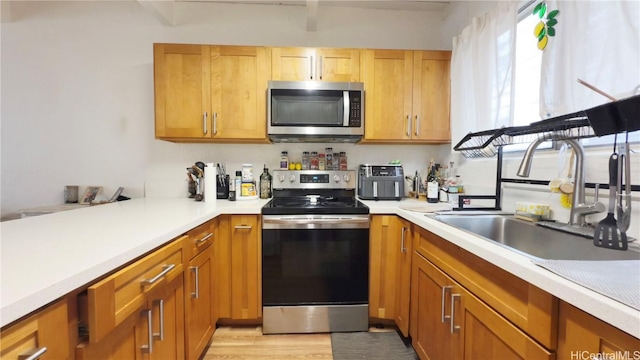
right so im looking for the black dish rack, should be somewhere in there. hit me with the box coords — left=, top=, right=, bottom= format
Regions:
left=454, top=94, right=640, bottom=158
left=452, top=94, right=640, bottom=210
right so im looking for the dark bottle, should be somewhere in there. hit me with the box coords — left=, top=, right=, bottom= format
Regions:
left=259, top=165, right=272, bottom=199
left=427, top=160, right=439, bottom=203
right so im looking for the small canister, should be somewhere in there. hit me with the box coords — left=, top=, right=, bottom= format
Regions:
left=242, top=164, right=253, bottom=183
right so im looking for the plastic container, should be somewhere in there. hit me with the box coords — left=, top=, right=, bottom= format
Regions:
left=242, top=164, right=253, bottom=183
left=325, top=148, right=333, bottom=170
left=310, top=152, right=319, bottom=170
left=279, top=151, right=289, bottom=170
left=302, top=151, right=310, bottom=170
left=339, top=152, right=347, bottom=170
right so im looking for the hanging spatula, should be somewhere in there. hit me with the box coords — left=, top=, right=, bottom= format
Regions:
left=593, top=153, right=628, bottom=250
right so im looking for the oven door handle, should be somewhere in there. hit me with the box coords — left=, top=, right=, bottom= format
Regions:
left=263, top=216, right=369, bottom=229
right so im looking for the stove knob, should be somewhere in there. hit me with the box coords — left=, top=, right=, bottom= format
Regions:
left=289, top=174, right=296, bottom=183
left=333, top=175, right=341, bottom=183
left=278, top=175, right=285, bottom=182
left=343, top=174, right=351, bottom=183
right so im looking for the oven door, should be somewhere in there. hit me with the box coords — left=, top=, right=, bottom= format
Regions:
left=262, top=214, right=369, bottom=306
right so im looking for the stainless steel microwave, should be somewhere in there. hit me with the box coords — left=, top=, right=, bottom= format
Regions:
left=267, top=81, right=364, bottom=143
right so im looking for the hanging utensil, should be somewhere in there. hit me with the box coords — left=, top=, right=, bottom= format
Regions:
left=593, top=152, right=628, bottom=250
left=617, top=135, right=632, bottom=233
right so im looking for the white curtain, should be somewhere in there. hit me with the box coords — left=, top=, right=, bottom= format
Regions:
left=450, top=1, right=519, bottom=150
left=540, top=0, right=640, bottom=117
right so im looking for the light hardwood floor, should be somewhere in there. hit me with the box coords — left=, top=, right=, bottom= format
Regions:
left=204, top=326, right=397, bottom=359
left=204, top=326, right=333, bottom=359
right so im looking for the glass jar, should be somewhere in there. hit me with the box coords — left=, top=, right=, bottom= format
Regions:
left=318, top=153, right=326, bottom=170
left=325, top=148, right=333, bottom=170
left=339, top=152, right=347, bottom=170
left=279, top=151, right=289, bottom=170
left=302, top=151, right=310, bottom=170
left=310, top=151, right=319, bottom=170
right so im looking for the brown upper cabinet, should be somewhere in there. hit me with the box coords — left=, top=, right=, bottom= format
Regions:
left=363, top=49, right=451, bottom=143
left=154, top=44, right=270, bottom=142
left=271, top=47, right=361, bottom=82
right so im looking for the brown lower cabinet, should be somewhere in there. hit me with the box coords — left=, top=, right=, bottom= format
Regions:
left=0, top=298, right=70, bottom=360
left=557, top=302, right=640, bottom=360
left=411, top=251, right=553, bottom=359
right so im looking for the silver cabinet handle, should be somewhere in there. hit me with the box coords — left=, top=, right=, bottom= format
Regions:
left=190, top=266, right=199, bottom=299
left=153, top=299, right=165, bottom=341
left=441, top=286, right=453, bottom=323
left=415, top=115, right=420, bottom=136
left=141, top=309, right=153, bottom=354
left=310, top=55, right=314, bottom=79
left=450, top=293, right=461, bottom=333
left=203, top=112, right=208, bottom=135
left=213, top=112, right=218, bottom=135
left=318, top=56, right=323, bottom=80
left=141, top=264, right=175, bottom=286
left=196, top=232, right=213, bottom=244
left=234, top=225, right=253, bottom=229
left=400, top=227, right=407, bottom=253
left=406, top=115, right=411, bottom=137
left=18, top=347, right=48, bottom=360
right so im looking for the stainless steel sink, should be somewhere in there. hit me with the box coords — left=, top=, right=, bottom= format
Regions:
left=430, top=214, right=640, bottom=261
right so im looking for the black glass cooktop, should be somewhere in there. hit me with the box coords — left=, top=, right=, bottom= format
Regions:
left=262, top=196, right=369, bottom=215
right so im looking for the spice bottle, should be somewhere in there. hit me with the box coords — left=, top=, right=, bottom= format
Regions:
left=339, top=152, right=348, bottom=170
left=302, top=151, right=310, bottom=170
left=280, top=151, right=289, bottom=170
left=310, top=151, right=319, bottom=170
left=325, top=148, right=333, bottom=170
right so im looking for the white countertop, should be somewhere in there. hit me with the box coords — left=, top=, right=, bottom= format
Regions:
left=1, top=197, right=639, bottom=339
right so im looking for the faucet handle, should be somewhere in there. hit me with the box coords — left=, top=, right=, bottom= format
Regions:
left=594, top=183, right=600, bottom=202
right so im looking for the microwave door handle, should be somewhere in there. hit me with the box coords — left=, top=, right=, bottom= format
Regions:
left=343, top=91, right=350, bottom=126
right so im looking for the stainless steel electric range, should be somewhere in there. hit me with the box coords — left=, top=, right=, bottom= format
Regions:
left=261, top=170, right=370, bottom=334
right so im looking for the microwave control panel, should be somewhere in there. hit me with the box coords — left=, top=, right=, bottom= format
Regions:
left=349, top=91, right=362, bottom=127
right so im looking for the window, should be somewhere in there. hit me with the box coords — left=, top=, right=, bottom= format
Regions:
left=508, top=0, right=639, bottom=149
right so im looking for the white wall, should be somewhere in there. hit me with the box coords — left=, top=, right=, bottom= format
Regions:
left=1, top=0, right=448, bottom=214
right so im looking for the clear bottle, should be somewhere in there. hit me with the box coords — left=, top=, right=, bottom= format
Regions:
left=310, top=151, right=319, bottom=170
left=333, top=152, right=340, bottom=170
left=302, top=151, right=310, bottom=170
left=318, top=153, right=326, bottom=170
left=325, top=148, right=333, bottom=170
left=259, top=165, right=272, bottom=199
left=279, top=151, right=289, bottom=170
left=339, top=152, right=348, bottom=170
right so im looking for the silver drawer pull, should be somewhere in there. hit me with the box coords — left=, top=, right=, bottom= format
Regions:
left=196, top=233, right=213, bottom=244
left=190, top=266, right=200, bottom=299
left=153, top=299, right=165, bottom=341
left=141, top=309, right=153, bottom=354
left=234, top=225, right=253, bottom=229
left=18, top=347, right=47, bottom=360
left=450, top=293, right=461, bottom=333
left=141, top=264, right=175, bottom=286
left=441, top=286, right=453, bottom=323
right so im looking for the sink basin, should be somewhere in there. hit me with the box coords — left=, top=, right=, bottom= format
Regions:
left=430, top=214, right=640, bottom=261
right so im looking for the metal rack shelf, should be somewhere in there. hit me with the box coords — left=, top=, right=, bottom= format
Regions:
left=454, top=94, right=640, bottom=158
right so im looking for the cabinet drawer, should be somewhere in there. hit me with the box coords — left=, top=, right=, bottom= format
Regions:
left=414, top=227, right=558, bottom=350
left=86, top=237, right=185, bottom=343
left=184, top=218, right=217, bottom=261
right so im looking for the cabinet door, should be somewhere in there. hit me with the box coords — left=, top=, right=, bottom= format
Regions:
left=185, top=246, right=215, bottom=360
left=410, top=252, right=460, bottom=360
left=412, top=51, right=451, bottom=142
left=363, top=49, right=413, bottom=141
left=147, top=274, right=185, bottom=360
left=271, top=47, right=315, bottom=81
left=557, top=302, right=640, bottom=360
left=154, top=44, right=211, bottom=139
left=315, top=48, right=361, bottom=82
left=230, top=215, right=261, bottom=320
left=369, top=215, right=402, bottom=320
left=1, top=299, right=70, bottom=360
left=394, top=220, right=413, bottom=337
left=76, top=309, right=145, bottom=360
left=210, top=46, right=269, bottom=141
left=457, top=283, right=553, bottom=360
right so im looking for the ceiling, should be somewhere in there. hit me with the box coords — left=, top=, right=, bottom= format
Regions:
left=175, top=0, right=450, bottom=12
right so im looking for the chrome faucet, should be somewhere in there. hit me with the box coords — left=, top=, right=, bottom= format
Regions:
left=517, top=136, right=604, bottom=227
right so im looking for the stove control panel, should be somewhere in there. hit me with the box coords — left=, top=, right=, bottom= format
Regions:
left=272, top=170, right=356, bottom=190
